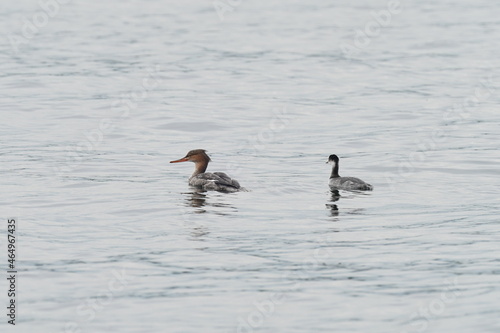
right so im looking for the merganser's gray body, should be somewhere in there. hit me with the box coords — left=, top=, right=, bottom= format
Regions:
left=171, top=149, right=244, bottom=192
left=189, top=171, right=241, bottom=192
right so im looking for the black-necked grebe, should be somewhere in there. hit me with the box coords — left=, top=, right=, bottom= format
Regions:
left=327, top=154, right=373, bottom=191
left=170, top=149, right=244, bottom=192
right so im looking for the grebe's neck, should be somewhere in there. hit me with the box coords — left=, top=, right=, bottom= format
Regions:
left=330, top=161, right=340, bottom=178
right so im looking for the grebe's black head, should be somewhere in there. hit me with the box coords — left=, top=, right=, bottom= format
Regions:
left=327, top=154, right=339, bottom=164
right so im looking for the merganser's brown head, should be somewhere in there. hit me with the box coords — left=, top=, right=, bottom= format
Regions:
left=170, top=149, right=211, bottom=176
left=170, top=149, right=211, bottom=164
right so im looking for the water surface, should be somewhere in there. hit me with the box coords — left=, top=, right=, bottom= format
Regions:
left=1, top=0, right=499, bottom=332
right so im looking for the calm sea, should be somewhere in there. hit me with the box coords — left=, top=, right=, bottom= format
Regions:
left=1, top=0, right=499, bottom=332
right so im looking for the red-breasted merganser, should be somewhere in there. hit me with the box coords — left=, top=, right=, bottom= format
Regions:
left=170, top=149, right=244, bottom=192
left=327, top=154, right=373, bottom=191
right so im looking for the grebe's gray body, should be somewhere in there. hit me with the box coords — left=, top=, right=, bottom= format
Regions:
left=327, top=154, right=373, bottom=191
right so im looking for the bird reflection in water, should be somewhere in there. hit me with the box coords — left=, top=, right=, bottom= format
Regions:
left=178, top=189, right=209, bottom=240
left=180, top=189, right=238, bottom=240
left=326, top=189, right=340, bottom=217
left=183, top=189, right=237, bottom=214
left=185, top=189, right=208, bottom=210
left=325, top=189, right=370, bottom=217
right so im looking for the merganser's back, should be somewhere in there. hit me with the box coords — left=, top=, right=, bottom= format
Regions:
left=327, top=154, right=373, bottom=191
left=170, top=149, right=244, bottom=192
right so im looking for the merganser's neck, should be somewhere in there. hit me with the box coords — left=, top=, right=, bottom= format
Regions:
left=330, top=161, right=340, bottom=178
left=191, top=158, right=209, bottom=177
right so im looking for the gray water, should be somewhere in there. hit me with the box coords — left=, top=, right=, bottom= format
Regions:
left=1, top=0, right=499, bottom=332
